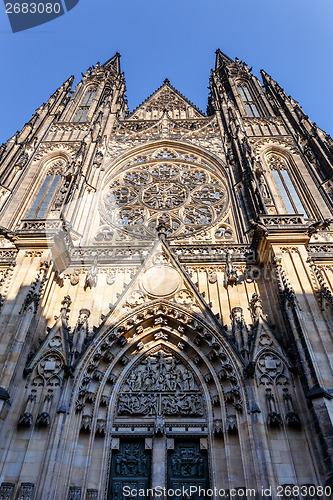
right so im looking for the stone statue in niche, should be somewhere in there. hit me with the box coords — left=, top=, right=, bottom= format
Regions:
left=117, top=350, right=204, bottom=417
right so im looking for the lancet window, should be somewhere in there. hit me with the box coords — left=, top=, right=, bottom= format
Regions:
left=267, top=154, right=308, bottom=217
left=26, top=160, right=64, bottom=219
left=74, top=88, right=96, bottom=122
left=238, top=84, right=260, bottom=117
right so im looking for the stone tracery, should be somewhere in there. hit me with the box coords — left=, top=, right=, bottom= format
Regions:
left=101, top=151, right=229, bottom=238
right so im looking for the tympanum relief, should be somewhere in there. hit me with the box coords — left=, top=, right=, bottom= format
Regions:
left=117, top=351, right=204, bottom=417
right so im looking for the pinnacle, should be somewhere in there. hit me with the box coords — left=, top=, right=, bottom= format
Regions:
left=215, top=48, right=233, bottom=69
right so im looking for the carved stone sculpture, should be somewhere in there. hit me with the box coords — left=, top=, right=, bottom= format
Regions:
left=117, top=350, right=204, bottom=417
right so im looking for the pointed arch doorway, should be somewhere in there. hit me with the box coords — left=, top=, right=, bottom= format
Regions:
left=108, top=346, right=210, bottom=499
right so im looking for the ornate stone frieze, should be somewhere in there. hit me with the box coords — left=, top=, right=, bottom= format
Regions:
left=49, top=122, right=90, bottom=133
left=0, top=249, right=18, bottom=262
left=259, top=214, right=304, bottom=226
left=19, top=219, right=63, bottom=232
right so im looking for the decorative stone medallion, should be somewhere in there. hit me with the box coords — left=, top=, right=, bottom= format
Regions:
left=142, top=266, right=181, bottom=297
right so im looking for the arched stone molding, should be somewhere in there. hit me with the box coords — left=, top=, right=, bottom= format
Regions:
left=71, top=301, right=247, bottom=418
left=253, top=142, right=315, bottom=218
left=33, top=143, right=79, bottom=163
left=11, top=152, right=71, bottom=228
left=102, top=139, right=229, bottom=186
left=56, top=302, right=256, bottom=498
left=252, top=137, right=300, bottom=161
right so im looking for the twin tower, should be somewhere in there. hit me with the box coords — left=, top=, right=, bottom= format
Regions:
left=0, top=50, right=332, bottom=499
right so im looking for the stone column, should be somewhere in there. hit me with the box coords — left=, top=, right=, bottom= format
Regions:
left=151, top=435, right=166, bottom=493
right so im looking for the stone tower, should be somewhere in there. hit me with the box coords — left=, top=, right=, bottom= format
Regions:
left=0, top=50, right=332, bottom=499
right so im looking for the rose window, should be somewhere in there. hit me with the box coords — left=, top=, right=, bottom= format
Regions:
left=141, top=182, right=187, bottom=210
left=101, top=159, right=229, bottom=238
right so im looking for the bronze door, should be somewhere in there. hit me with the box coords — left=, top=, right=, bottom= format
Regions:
left=167, top=441, right=208, bottom=499
left=108, top=440, right=151, bottom=500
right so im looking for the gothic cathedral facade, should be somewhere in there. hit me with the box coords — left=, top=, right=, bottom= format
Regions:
left=0, top=51, right=333, bottom=500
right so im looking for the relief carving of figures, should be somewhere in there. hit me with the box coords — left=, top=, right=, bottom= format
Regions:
left=114, top=443, right=148, bottom=477
left=266, top=388, right=282, bottom=427
left=170, top=445, right=205, bottom=478
left=162, top=393, right=203, bottom=416
left=117, top=350, right=203, bottom=417
left=122, top=352, right=198, bottom=393
left=250, top=293, right=263, bottom=320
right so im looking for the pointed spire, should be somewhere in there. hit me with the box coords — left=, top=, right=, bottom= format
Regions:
left=49, top=75, right=74, bottom=103
left=260, top=69, right=276, bottom=88
left=63, top=75, right=74, bottom=90
left=215, top=49, right=233, bottom=70
left=103, top=52, right=121, bottom=74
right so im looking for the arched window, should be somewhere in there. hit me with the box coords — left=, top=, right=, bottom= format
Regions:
left=267, top=154, right=308, bottom=217
left=74, top=88, right=96, bottom=122
left=27, top=161, right=64, bottom=219
left=238, top=84, right=260, bottom=117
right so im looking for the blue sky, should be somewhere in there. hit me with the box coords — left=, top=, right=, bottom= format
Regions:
left=0, top=0, right=332, bottom=143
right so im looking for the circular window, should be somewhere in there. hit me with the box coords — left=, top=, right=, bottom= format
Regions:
left=101, top=154, right=229, bottom=238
